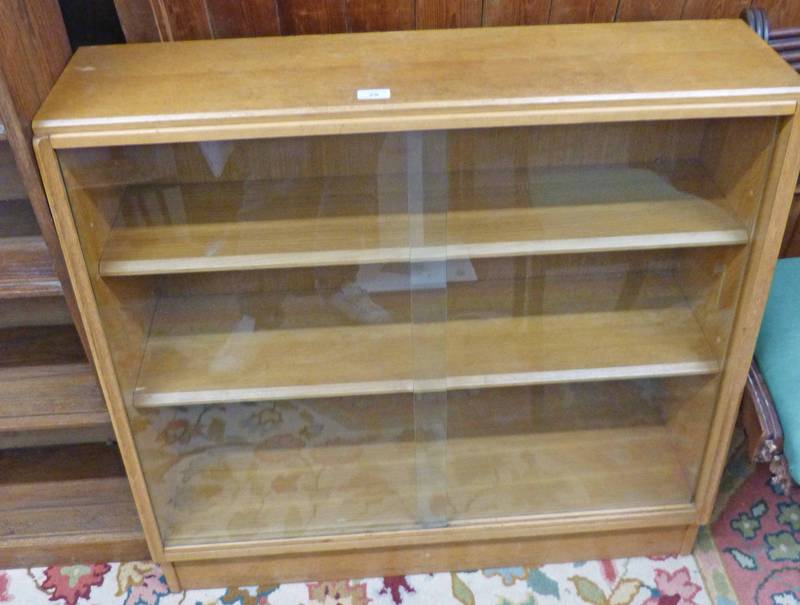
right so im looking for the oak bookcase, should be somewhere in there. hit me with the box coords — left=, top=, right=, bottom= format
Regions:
left=33, top=19, right=800, bottom=590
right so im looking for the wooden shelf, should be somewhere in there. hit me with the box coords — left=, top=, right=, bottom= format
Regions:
left=161, top=423, right=690, bottom=546
left=0, top=443, right=147, bottom=567
left=0, top=201, right=61, bottom=298
left=0, top=323, right=107, bottom=433
left=0, top=324, right=85, bottom=368
left=135, top=292, right=718, bottom=406
left=0, top=363, right=107, bottom=432
left=0, top=235, right=62, bottom=298
left=99, top=164, right=747, bottom=276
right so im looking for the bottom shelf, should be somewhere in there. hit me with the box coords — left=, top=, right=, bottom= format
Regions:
left=151, top=383, right=701, bottom=548
left=0, top=324, right=110, bottom=435
left=0, top=443, right=147, bottom=567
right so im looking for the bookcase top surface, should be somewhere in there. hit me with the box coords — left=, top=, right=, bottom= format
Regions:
left=34, top=19, right=800, bottom=143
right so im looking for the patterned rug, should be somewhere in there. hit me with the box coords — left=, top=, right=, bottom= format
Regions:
left=0, top=556, right=711, bottom=605
left=1, top=439, right=796, bottom=605
left=711, top=464, right=800, bottom=605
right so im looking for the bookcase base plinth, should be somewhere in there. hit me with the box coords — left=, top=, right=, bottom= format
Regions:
left=170, top=524, right=696, bottom=591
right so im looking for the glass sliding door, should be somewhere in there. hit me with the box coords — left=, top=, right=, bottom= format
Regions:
left=55, top=115, right=777, bottom=548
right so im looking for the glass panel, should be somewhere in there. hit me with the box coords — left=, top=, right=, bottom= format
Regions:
left=442, top=251, right=726, bottom=519
left=429, top=116, right=777, bottom=519
left=55, top=115, right=778, bottom=549
left=56, top=134, right=450, bottom=546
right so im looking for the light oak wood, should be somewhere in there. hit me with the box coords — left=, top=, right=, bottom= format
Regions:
left=34, top=21, right=800, bottom=145
left=172, top=525, right=689, bottom=589
left=32, top=21, right=800, bottom=586
left=135, top=302, right=717, bottom=407
left=98, top=164, right=748, bottom=276
left=696, top=106, right=800, bottom=522
left=35, top=136, right=168, bottom=563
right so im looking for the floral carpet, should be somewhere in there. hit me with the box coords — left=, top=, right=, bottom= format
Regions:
left=1, top=441, right=797, bottom=605
left=0, top=556, right=711, bottom=605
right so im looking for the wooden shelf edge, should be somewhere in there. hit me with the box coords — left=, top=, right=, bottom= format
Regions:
left=0, top=235, right=62, bottom=299
left=41, top=99, right=799, bottom=150
left=134, top=360, right=719, bottom=408
left=0, top=533, right=148, bottom=569
left=0, top=411, right=110, bottom=432
left=100, top=230, right=749, bottom=277
left=163, top=503, right=698, bottom=562
left=0, top=360, right=105, bottom=432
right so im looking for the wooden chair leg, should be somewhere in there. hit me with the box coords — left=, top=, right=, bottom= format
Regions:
left=739, top=360, right=792, bottom=494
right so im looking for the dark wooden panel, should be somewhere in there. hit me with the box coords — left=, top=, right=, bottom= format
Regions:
left=0, top=0, right=90, bottom=351
left=781, top=189, right=800, bottom=257
left=347, top=0, right=415, bottom=31
left=0, top=0, right=70, bottom=121
left=548, top=0, right=618, bottom=23
left=483, top=0, right=551, bottom=25
left=0, top=443, right=147, bottom=568
left=617, top=0, right=684, bottom=21
left=154, top=0, right=212, bottom=40
left=0, top=236, right=61, bottom=299
left=681, top=0, right=751, bottom=19
left=0, top=362, right=107, bottom=433
left=759, top=0, right=800, bottom=29
left=0, top=325, right=85, bottom=368
left=206, top=0, right=280, bottom=37
left=277, top=0, right=347, bottom=34
left=113, top=0, right=163, bottom=41
left=416, top=0, right=483, bottom=28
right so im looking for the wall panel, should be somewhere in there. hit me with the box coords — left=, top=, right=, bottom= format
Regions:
left=277, top=0, right=347, bottom=34
left=681, top=0, right=751, bottom=19
left=346, top=0, right=415, bottom=31
left=756, top=0, right=800, bottom=28
left=112, top=0, right=795, bottom=40
left=483, top=0, right=551, bottom=25
left=206, top=0, right=280, bottom=37
left=153, top=0, right=212, bottom=39
left=617, top=0, right=683, bottom=21
left=113, top=0, right=161, bottom=42
left=548, top=0, right=619, bottom=23
left=416, top=0, right=483, bottom=28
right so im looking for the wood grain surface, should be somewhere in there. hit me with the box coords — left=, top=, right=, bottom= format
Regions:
left=33, top=21, right=800, bottom=143
left=113, top=0, right=800, bottom=41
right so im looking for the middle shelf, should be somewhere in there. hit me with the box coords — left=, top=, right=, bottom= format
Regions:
left=133, top=271, right=719, bottom=407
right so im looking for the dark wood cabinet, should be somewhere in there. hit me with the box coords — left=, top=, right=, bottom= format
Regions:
left=0, top=0, right=147, bottom=567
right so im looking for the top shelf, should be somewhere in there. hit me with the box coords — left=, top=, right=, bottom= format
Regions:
left=33, top=20, right=800, bottom=144
left=99, top=164, right=748, bottom=277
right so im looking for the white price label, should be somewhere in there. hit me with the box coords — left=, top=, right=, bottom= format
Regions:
left=357, top=88, right=391, bottom=101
